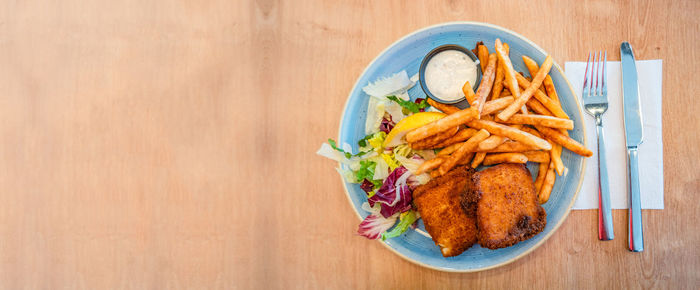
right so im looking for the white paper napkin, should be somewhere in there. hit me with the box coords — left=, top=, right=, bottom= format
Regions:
left=565, top=60, right=663, bottom=210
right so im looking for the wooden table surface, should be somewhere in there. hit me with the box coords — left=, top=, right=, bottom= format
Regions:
left=1, top=0, right=698, bottom=289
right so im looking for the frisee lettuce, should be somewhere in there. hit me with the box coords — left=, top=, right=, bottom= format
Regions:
left=387, top=96, right=429, bottom=114
left=328, top=138, right=369, bottom=159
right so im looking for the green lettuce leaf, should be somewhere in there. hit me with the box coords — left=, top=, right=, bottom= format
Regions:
left=381, top=210, right=419, bottom=240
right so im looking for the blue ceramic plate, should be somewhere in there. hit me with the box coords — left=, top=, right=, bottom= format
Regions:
left=337, top=22, right=587, bottom=272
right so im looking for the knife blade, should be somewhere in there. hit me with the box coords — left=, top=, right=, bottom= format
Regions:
left=621, top=43, right=644, bottom=147
left=620, top=42, right=644, bottom=252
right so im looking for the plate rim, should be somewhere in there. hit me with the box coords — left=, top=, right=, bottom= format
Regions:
left=335, top=21, right=587, bottom=272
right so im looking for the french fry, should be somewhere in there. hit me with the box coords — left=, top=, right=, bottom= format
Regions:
left=543, top=76, right=560, bottom=105
left=491, top=44, right=509, bottom=100
left=520, top=126, right=542, bottom=138
left=471, top=152, right=486, bottom=168
left=467, top=119, right=552, bottom=150
left=534, top=161, right=549, bottom=193
left=522, top=55, right=559, bottom=104
left=478, top=141, right=537, bottom=152
left=427, top=98, right=508, bottom=117
left=462, top=81, right=476, bottom=105
left=472, top=53, right=498, bottom=116
left=518, top=103, right=567, bottom=175
left=458, top=152, right=475, bottom=166
left=477, top=44, right=489, bottom=72
left=427, top=98, right=460, bottom=114
left=477, top=125, right=521, bottom=151
left=434, top=128, right=478, bottom=148
left=430, top=170, right=440, bottom=178
left=536, top=126, right=593, bottom=157
left=477, top=135, right=508, bottom=151
left=526, top=98, right=553, bottom=116
left=522, top=150, right=550, bottom=163
left=515, top=73, right=569, bottom=119
left=482, top=96, right=514, bottom=116
left=539, top=161, right=556, bottom=204
left=495, top=39, right=521, bottom=101
left=416, top=157, right=445, bottom=175
left=521, top=56, right=546, bottom=93
left=497, top=56, right=554, bottom=121
left=482, top=153, right=528, bottom=165
left=550, top=143, right=565, bottom=175
left=437, top=142, right=463, bottom=156
left=439, top=129, right=490, bottom=175
left=409, top=126, right=459, bottom=149
left=500, top=114, right=574, bottom=130
left=406, top=107, right=478, bottom=142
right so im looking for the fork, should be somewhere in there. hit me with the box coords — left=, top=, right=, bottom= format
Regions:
left=583, top=51, right=614, bottom=241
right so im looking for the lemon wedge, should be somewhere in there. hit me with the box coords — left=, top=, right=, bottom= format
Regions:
left=383, top=112, right=446, bottom=148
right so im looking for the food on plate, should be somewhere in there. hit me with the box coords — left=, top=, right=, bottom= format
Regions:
left=497, top=56, right=554, bottom=121
left=432, top=128, right=478, bottom=149
left=471, top=152, right=486, bottom=168
left=523, top=55, right=560, bottom=102
left=472, top=53, right=498, bottom=116
left=538, top=161, right=557, bottom=203
left=536, top=126, right=593, bottom=157
left=477, top=135, right=508, bottom=151
left=522, top=150, right=551, bottom=163
left=515, top=73, right=569, bottom=119
left=471, top=164, right=547, bottom=249
left=491, top=42, right=509, bottom=100
left=383, top=111, right=446, bottom=148
left=439, top=129, right=490, bottom=175
left=462, top=81, right=476, bottom=104
left=482, top=152, right=528, bottom=165
left=413, top=166, right=478, bottom=257
left=318, top=38, right=591, bottom=257
left=478, top=140, right=536, bottom=153
left=427, top=97, right=460, bottom=115
left=501, top=114, right=574, bottom=130
left=467, top=119, right=552, bottom=150
left=424, top=49, right=478, bottom=102
left=550, top=144, right=565, bottom=176
left=495, top=39, right=521, bottom=101
left=481, top=96, right=514, bottom=115
left=534, top=161, right=548, bottom=193
left=409, top=126, right=459, bottom=150
left=416, top=157, right=445, bottom=175
left=405, top=107, right=478, bottom=142
left=476, top=43, right=489, bottom=72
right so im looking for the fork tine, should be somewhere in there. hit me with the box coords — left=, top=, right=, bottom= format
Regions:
left=597, top=50, right=605, bottom=96
left=592, top=51, right=598, bottom=95
left=583, top=52, right=592, bottom=97
left=602, top=51, right=607, bottom=97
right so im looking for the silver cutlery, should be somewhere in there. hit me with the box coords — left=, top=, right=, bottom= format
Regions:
left=621, top=42, right=644, bottom=252
left=582, top=51, right=614, bottom=241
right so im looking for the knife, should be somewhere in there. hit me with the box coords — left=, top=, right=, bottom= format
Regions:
left=620, top=42, right=644, bottom=252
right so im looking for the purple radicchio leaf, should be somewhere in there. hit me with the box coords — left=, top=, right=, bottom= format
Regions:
left=357, top=212, right=398, bottom=240
left=379, top=116, right=395, bottom=134
left=367, top=166, right=414, bottom=218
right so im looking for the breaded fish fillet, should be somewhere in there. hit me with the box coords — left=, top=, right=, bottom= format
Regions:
left=472, top=163, right=546, bottom=249
left=413, top=166, right=478, bottom=257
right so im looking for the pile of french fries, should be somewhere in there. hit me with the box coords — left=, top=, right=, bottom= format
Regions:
left=411, top=39, right=592, bottom=204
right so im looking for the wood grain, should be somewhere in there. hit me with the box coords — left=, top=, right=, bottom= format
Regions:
left=0, top=0, right=698, bottom=288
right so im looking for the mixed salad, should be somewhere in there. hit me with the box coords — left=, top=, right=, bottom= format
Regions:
left=317, top=71, right=442, bottom=241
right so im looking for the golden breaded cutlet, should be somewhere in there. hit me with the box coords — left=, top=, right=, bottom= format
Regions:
left=413, top=166, right=478, bottom=257
left=472, top=163, right=546, bottom=249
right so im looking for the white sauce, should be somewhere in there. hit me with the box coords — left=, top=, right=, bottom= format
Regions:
left=424, top=50, right=478, bottom=101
